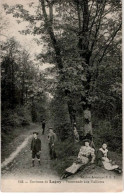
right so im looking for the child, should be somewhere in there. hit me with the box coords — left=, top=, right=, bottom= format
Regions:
left=31, top=132, right=41, bottom=167
left=97, top=143, right=122, bottom=173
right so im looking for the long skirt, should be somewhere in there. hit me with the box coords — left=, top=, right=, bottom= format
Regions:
left=102, top=158, right=119, bottom=171
left=65, top=156, right=89, bottom=174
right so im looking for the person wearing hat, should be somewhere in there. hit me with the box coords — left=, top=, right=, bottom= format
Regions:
left=31, top=132, right=41, bottom=167
left=61, top=139, right=95, bottom=179
left=83, top=133, right=95, bottom=149
left=48, top=127, right=57, bottom=159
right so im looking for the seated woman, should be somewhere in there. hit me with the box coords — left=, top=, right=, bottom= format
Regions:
left=61, top=139, right=95, bottom=179
left=97, top=143, right=122, bottom=173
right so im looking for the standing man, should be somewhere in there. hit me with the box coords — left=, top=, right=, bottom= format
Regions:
left=42, top=119, right=46, bottom=135
left=48, top=128, right=57, bottom=159
left=31, top=132, right=41, bottom=167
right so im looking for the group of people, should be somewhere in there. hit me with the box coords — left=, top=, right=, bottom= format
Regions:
left=30, top=120, right=122, bottom=177
left=31, top=119, right=57, bottom=167
left=61, top=139, right=122, bottom=179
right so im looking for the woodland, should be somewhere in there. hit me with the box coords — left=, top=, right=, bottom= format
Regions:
left=1, top=0, right=122, bottom=173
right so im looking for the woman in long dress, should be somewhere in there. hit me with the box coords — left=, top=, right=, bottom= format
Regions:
left=61, top=139, right=95, bottom=179
left=97, top=143, right=122, bottom=173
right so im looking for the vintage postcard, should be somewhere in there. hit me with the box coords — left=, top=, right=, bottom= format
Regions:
left=0, top=0, right=123, bottom=192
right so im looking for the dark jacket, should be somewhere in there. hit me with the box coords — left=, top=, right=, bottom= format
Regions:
left=42, top=121, right=45, bottom=128
left=48, top=132, right=57, bottom=146
left=96, top=149, right=110, bottom=167
left=31, top=138, right=41, bottom=152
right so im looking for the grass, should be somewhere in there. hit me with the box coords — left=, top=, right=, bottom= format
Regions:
left=51, top=136, right=122, bottom=176
left=51, top=138, right=82, bottom=175
left=1, top=123, right=38, bottom=162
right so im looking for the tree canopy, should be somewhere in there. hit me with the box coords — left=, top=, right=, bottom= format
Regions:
left=1, top=0, right=122, bottom=148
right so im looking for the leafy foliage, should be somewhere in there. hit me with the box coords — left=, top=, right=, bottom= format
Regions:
left=1, top=0, right=122, bottom=153
left=1, top=38, right=48, bottom=142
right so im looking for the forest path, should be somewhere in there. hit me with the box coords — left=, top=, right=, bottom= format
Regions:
left=1, top=124, right=122, bottom=183
left=1, top=124, right=59, bottom=180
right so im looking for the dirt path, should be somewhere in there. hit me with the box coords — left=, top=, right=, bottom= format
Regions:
left=1, top=125, right=59, bottom=180
left=1, top=124, right=122, bottom=183
left=1, top=124, right=122, bottom=192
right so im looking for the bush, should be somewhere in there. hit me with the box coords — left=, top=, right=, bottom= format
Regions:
left=93, top=120, right=122, bottom=152
left=1, top=106, right=32, bottom=148
left=2, top=106, right=31, bottom=128
left=55, top=123, right=72, bottom=141
left=16, top=106, right=31, bottom=126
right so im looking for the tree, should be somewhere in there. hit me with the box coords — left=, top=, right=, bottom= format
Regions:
left=3, top=0, right=122, bottom=136
left=1, top=38, right=48, bottom=124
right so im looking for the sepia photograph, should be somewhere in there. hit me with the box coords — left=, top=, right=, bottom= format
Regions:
left=0, top=0, right=123, bottom=192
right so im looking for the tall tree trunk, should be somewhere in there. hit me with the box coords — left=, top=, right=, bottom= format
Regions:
left=67, top=100, right=76, bottom=128
left=40, top=0, right=77, bottom=133
left=79, top=0, right=92, bottom=136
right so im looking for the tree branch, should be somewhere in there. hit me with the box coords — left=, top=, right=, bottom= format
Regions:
left=98, top=23, right=122, bottom=64
left=89, top=0, right=107, bottom=52
left=40, top=0, right=63, bottom=70
left=89, top=0, right=107, bottom=38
